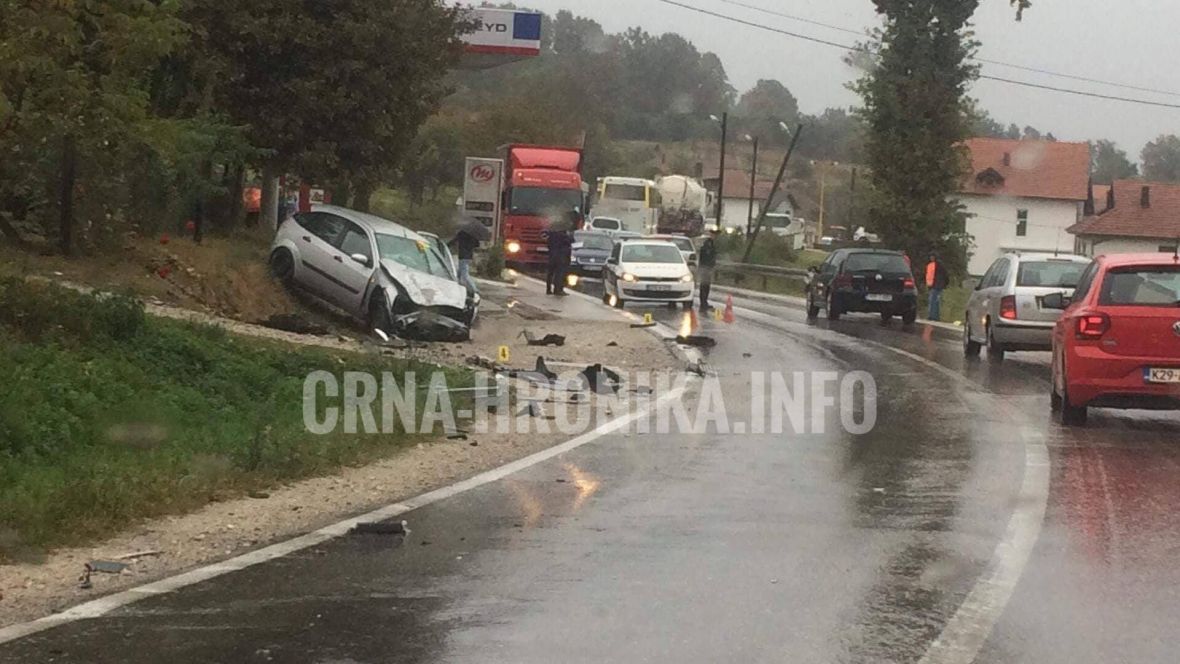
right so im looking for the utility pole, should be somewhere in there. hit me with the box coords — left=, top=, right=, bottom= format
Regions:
left=742, top=124, right=804, bottom=264
left=710, top=112, right=728, bottom=231
left=745, top=135, right=759, bottom=236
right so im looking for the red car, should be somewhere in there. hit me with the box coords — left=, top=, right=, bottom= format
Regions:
left=1049, top=253, right=1180, bottom=425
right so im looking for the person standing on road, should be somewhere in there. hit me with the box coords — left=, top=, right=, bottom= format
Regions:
left=697, top=229, right=719, bottom=311
left=450, top=228, right=480, bottom=291
left=925, top=252, right=950, bottom=321
left=545, top=225, right=572, bottom=296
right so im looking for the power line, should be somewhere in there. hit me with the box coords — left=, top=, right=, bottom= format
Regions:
left=714, top=0, right=1180, bottom=98
left=656, top=0, right=1180, bottom=110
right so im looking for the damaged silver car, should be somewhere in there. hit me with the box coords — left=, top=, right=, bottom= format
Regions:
left=269, top=205, right=478, bottom=341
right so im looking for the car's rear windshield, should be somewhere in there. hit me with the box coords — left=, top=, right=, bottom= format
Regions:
left=1016, top=260, right=1087, bottom=288
left=844, top=253, right=909, bottom=273
left=622, top=244, right=684, bottom=264
left=668, top=237, right=694, bottom=253
left=376, top=234, right=451, bottom=277
left=1099, top=266, right=1180, bottom=306
left=575, top=233, right=613, bottom=251
left=592, top=218, right=620, bottom=229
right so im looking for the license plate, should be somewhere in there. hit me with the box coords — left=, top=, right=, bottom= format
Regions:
left=646, top=284, right=672, bottom=291
left=1145, top=368, right=1180, bottom=383
left=865, top=293, right=893, bottom=302
left=536, top=247, right=548, bottom=253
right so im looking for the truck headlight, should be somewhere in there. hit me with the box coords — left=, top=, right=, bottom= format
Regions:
left=506, top=240, right=521, bottom=254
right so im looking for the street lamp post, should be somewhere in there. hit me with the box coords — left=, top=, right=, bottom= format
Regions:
left=710, top=113, right=728, bottom=231
left=744, top=134, right=759, bottom=236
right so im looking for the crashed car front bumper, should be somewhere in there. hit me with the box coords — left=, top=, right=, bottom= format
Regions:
left=393, top=306, right=472, bottom=341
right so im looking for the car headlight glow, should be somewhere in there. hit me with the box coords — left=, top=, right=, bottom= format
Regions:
left=680, top=273, right=693, bottom=282
left=506, top=240, right=521, bottom=254
left=622, top=272, right=637, bottom=282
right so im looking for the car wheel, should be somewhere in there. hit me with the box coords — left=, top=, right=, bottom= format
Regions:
left=963, top=318, right=982, bottom=358
left=269, top=248, right=295, bottom=286
left=880, top=312, right=894, bottom=324
left=1059, top=355, right=1088, bottom=425
left=369, top=295, right=394, bottom=338
left=826, top=292, right=841, bottom=321
left=986, top=321, right=1005, bottom=362
left=901, top=308, right=917, bottom=325
left=806, top=294, right=820, bottom=320
left=681, top=301, right=693, bottom=310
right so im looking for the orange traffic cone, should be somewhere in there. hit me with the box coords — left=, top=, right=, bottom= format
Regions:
left=688, top=308, right=699, bottom=332
left=723, top=295, right=735, bottom=324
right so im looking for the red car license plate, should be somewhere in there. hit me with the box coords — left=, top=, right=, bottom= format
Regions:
left=1144, top=368, right=1180, bottom=383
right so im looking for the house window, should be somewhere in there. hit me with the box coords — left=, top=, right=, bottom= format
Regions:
left=1016, top=209, right=1028, bottom=237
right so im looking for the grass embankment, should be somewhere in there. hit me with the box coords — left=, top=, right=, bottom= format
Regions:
left=0, top=279, right=468, bottom=559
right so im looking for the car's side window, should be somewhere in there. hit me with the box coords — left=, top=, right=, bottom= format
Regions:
left=337, top=222, right=372, bottom=262
left=979, top=259, right=1001, bottom=289
left=821, top=251, right=841, bottom=275
left=298, top=212, right=346, bottom=244
left=1071, top=262, right=1099, bottom=302
left=985, top=259, right=1008, bottom=289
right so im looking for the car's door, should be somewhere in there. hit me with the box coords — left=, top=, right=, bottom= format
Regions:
left=605, top=242, right=622, bottom=293
left=292, top=212, right=348, bottom=296
left=815, top=251, right=842, bottom=301
left=968, top=259, right=1002, bottom=337
left=322, top=220, right=377, bottom=316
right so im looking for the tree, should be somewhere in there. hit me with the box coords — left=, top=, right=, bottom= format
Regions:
left=1089, top=140, right=1138, bottom=184
left=1141, top=135, right=1180, bottom=182
left=185, top=0, right=471, bottom=212
left=735, top=80, right=799, bottom=146
left=0, top=0, right=187, bottom=252
left=854, top=0, right=980, bottom=275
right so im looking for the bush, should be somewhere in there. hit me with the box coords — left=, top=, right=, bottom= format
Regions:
left=0, top=278, right=468, bottom=558
left=477, top=244, right=506, bottom=279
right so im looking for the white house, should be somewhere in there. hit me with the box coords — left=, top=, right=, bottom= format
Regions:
left=1070, top=180, right=1180, bottom=255
left=704, top=169, right=783, bottom=233
left=957, top=138, right=1091, bottom=276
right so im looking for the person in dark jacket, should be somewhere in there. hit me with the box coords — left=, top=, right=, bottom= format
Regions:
left=696, top=229, right=719, bottom=311
left=924, top=253, right=951, bottom=321
left=545, top=226, right=573, bottom=296
left=450, top=229, right=480, bottom=291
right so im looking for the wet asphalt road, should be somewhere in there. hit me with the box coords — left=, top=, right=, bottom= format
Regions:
left=4, top=278, right=1180, bottom=663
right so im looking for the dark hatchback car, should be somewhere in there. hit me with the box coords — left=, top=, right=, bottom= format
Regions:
left=570, top=230, right=615, bottom=277
left=806, top=248, right=919, bottom=323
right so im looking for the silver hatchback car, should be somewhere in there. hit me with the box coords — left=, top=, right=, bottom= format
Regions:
left=964, top=252, right=1090, bottom=361
left=269, top=205, right=478, bottom=341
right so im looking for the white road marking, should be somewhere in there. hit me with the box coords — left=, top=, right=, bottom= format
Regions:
left=0, top=383, right=689, bottom=646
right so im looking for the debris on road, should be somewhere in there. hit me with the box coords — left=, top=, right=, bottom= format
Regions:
left=674, top=335, right=717, bottom=348
left=520, top=330, right=567, bottom=347
left=607, top=341, right=619, bottom=347
left=630, top=321, right=657, bottom=329
left=742, top=352, right=753, bottom=358
left=351, top=521, right=408, bottom=536
left=516, top=401, right=546, bottom=417
left=86, top=560, right=129, bottom=574
left=581, top=363, right=623, bottom=394
left=117, top=550, right=163, bottom=561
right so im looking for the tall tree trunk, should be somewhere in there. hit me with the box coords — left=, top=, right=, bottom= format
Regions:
left=352, top=181, right=375, bottom=213
left=226, top=164, right=245, bottom=228
left=59, top=134, right=77, bottom=256
left=260, top=166, right=280, bottom=230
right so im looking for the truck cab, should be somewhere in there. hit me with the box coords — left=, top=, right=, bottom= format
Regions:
left=500, top=145, right=585, bottom=266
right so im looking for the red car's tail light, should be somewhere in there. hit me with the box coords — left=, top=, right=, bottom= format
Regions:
left=1075, top=313, right=1110, bottom=339
left=1000, top=295, right=1018, bottom=320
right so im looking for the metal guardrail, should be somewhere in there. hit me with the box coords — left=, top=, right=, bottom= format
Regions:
left=714, top=261, right=811, bottom=291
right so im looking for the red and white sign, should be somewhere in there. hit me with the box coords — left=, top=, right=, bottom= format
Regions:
left=463, top=157, right=504, bottom=236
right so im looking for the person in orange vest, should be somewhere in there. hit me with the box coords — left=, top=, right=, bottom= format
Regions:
left=925, top=253, right=950, bottom=321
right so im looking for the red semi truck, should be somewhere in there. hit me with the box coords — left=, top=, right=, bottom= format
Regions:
left=499, top=144, right=586, bottom=266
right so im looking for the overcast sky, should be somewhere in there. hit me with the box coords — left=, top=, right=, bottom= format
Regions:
left=517, top=0, right=1180, bottom=162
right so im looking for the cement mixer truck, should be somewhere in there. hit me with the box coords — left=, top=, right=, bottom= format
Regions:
left=654, top=175, right=708, bottom=237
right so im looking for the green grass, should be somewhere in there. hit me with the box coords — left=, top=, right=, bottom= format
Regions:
left=0, top=278, right=469, bottom=559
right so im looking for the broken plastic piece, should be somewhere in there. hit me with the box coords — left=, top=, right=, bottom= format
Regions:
left=675, top=335, right=717, bottom=348
left=352, top=521, right=408, bottom=535
left=87, top=560, right=129, bottom=574
left=520, top=330, right=566, bottom=347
